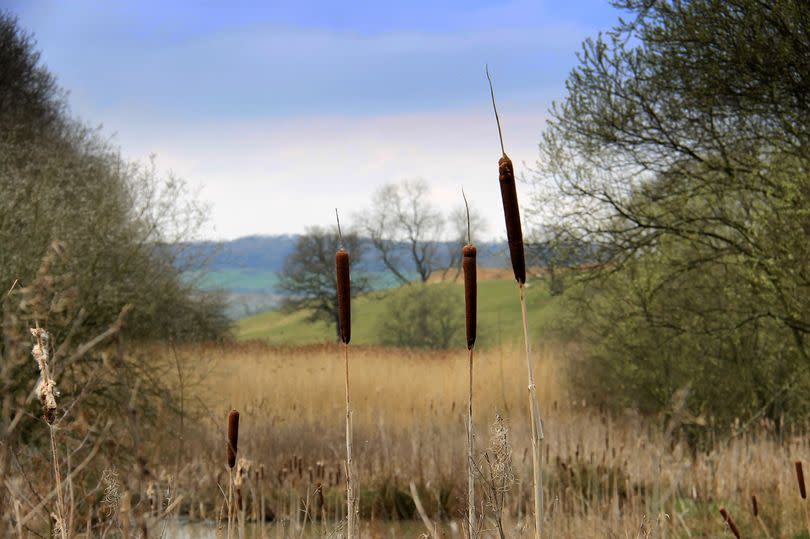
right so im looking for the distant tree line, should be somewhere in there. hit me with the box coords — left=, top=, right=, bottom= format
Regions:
left=278, top=178, right=489, bottom=346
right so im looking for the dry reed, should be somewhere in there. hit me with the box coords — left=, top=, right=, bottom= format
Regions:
left=751, top=493, right=773, bottom=538
left=132, top=341, right=810, bottom=537
left=31, top=327, right=68, bottom=539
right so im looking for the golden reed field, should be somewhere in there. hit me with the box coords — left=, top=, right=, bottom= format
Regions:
left=139, top=340, right=810, bottom=539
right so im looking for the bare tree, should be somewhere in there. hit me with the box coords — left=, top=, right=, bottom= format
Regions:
left=360, top=178, right=444, bottom=284
left=277, top=226, right=370, bottom=338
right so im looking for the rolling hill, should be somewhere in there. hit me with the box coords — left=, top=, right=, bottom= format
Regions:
left=236, top=277, right=562, bottom=347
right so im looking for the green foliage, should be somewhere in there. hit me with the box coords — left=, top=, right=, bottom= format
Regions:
left=0, top=11, right=228, bottom=342
left=533, top=0, right=810, bottom=434
left=378, top=282, right=463, bottom=349
left=237, top=278, right=562, bottom=347
left=0, top=12, right=227, bottom=519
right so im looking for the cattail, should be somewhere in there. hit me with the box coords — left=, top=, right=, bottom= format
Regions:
left=463, top=244, right=477, bottom=349
left=498, top=154, right=526, bottom=284
left=227, top=410, right=239, bottom=469
left=335, top=210, right=356, bottom=538
left=752, top=494, right=758, bottom=516
left=336, top=249, right=351, bottom=344
left=486, top=67, right=526, bottom=284
left=798, top=461, right=807, bottom=499
left=463, top=237, right=478, bottom=537
left=719, top=508, right=741, bottom=539
left=488, top=66, right=543, bottom=539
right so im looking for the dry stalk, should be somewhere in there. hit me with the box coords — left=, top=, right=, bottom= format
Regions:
left=751, top=494, right=773, bottom=539
left=409, top=481, right=439, bottom=539
left=31, top=327, right=68, bottom=539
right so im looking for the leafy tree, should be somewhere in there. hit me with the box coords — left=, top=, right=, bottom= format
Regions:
left=0, top=11, right=227, bottom=522
left=0, top=11, right=228, bottom=343
left=277, top=227, right=370, bottom=338
left=531, top=0, right=810, bottom=434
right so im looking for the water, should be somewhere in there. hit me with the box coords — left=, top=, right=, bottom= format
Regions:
left=160, top=519, right=449, bottom=539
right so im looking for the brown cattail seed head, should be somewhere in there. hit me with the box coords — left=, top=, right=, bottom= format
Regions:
left=497, top=154, right=526, bottom=284
left=719, top=508, right=741, bottom=539
left=751, top=494, right=758, bottom=517
left=226, top=409, right=239, bottom=469
left=463, top=244, right=477, bottom=349
left=797, top=461, right=807, bottom=499
left=335, top=249, right=351, bottom=344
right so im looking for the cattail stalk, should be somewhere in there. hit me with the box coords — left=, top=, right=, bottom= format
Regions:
left=719, top=508, right=741, bottom=539
left=226, top=409, right=239, bottom=539
left=488, top=66, right=545, bottom=538
left=463, top=242, right=477, bottom=538
left=799, top=461, right=810, bottom=538
left=336, top=229, right=356, bottom=539
left=751, top=494, right=773, bottom=539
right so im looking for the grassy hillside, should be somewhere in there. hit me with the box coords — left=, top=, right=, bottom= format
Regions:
left=236, top=277, right=562, bottom=346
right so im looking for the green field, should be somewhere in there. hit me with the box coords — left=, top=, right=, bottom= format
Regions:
left=236, top=278, right=562, bottom=346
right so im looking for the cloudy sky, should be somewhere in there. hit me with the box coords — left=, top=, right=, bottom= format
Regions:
left=8, top=0, right=622, bottom=240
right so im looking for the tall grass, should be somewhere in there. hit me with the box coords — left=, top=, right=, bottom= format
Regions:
left=15, top=338, right=810, bottom=537
left=149, top=341, right=806, bottom=537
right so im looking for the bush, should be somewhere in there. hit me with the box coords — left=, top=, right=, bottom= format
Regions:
left=378, top=283, right=462, bottom=349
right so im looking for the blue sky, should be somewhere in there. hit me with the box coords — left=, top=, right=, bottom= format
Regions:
left=8, top=0, right=623, bottom=239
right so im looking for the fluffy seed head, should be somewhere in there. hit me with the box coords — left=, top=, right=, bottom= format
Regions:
left=30, top=328, right=58, bottom=424
left=336, top=249, right=351, bottom=344
left=227, top=409, right=240, bottom=469
left=498, top=154, right=526, bottom=284
left=462, top=244, right=477, bottom=349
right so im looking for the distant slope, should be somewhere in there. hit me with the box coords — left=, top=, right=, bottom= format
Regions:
left=236, top=278, right=561, bottom=347
left=177, top=234, right=517, bottom=319
left=178, top=234, right=513, bottom=273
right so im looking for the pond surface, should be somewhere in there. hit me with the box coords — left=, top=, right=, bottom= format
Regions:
left=158, top=519, right=460, bottom=539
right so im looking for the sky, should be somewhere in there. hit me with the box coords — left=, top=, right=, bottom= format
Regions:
left=7, top=0, right=624, bottom=240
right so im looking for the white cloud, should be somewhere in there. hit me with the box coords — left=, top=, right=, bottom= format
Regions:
left=111, top=101, right=549, bottom=240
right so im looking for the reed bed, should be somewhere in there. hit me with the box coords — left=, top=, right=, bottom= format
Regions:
left=123, top=341, right=810, bottom=538
left=11, top=338, right=810, bottom=537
